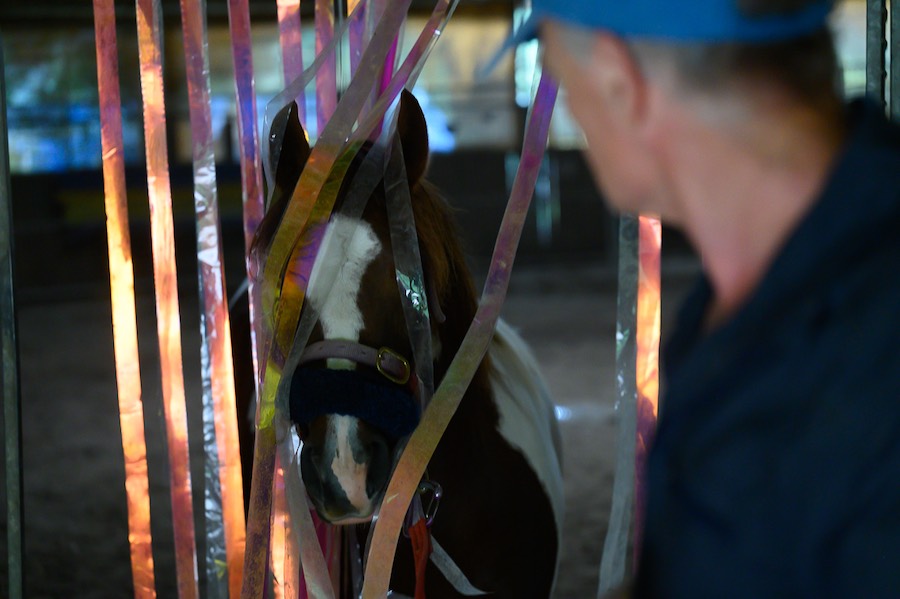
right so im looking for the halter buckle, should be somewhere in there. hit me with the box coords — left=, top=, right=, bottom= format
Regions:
left=376, top=346, right=411, bottom=385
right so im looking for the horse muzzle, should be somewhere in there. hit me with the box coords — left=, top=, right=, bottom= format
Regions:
left=299, top=414, right=393, bottom=524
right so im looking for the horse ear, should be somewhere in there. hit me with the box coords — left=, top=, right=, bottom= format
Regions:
left=271, top=101, right=311, bottom=197
left=253, top=101, right=310, bottom=257
left=397, top=89, right=429, bottom=185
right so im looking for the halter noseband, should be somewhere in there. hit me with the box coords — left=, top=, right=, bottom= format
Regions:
left=298, top=339, right=413, bottom=387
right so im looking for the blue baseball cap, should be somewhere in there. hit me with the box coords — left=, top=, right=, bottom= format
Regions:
left=484, top=0, right=833, bottom=74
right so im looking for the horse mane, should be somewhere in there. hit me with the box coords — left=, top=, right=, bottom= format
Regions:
left=406, top=179, right=490, bottom=387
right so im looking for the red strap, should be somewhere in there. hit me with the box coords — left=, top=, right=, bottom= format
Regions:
left=409, top=519, right=432, bottom=599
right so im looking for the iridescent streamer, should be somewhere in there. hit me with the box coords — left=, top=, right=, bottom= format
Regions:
left=225, top=3, right=274, bottom=597
left=348, top=0, right=366, bottom=76
left=261, top=0, right=413, bottom=396
left=279, top=420, right=337, bottom=599
left=244, top=7, right=413, bottom=591
left=633, top=216, right=661, bottom=564
left=277, top=0, right=305, bottom=93
left=385, top=117, right=435, bottom=405
left=135, top=0, right=199, bottom=596
left=315, top=0, right=338, bottom=134
left=245, top=5, right=455, bottom=595
left=262, top=0, right=368, bottom=218
left=273, top=454, right=298, bottom=599
left=271, top=0, right=458, bottom=423
left=226, top=0, right=266, bottom=394
left=360, top=70, right=559, bottom=599
left=178, top=0, right=246, bottom=595
left=597, top=215, right=638, bottom=596
left=0, top=30, right=25, bottom=599
left=92, top=4, right=156, bottom=596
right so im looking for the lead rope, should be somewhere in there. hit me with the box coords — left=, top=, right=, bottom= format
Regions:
left=409, top=516, right=432, bottom=599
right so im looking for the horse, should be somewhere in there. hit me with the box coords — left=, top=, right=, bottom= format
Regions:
left=231, top=91, right=564, bottom=598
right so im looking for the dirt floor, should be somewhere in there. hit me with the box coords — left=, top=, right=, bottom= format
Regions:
left=1, top=257, right=698, bottom=598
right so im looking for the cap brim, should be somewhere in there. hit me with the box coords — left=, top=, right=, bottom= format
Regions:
left=478, top=12, right=541, bottom=80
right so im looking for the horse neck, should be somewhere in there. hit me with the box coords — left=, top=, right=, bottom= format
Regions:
left=410, top=182, right=495, bottom=417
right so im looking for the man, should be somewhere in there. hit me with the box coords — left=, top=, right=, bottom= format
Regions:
left=497, top=0, right=900, bottom=596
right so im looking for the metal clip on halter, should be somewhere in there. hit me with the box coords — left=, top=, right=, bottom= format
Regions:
left=418, top=479, right=442, bottom=528
left=404, top=479, right=443, bottom=537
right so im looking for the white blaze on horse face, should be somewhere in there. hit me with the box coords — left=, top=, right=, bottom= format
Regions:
left=324, top=415, right=372, bottom=515
left=306, top=215, right=382, bottom=519
left=307, top=215, right=382, bottom=370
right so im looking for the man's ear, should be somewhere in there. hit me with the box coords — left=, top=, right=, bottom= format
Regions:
left=271, top=101, right=311, bottom=197
left=397, top=89, right=430, bottom=185
left=589, top=33, right=650, bottom=129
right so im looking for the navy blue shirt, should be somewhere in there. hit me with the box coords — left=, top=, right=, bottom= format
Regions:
left=635, top=101, right=900, bottom=598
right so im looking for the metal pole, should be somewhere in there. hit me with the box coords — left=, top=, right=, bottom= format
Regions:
left=866, top=0, right=888, bottom=110
left=0, top=30, right=24, bottom=599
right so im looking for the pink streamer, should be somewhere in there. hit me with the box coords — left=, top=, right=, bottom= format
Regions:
left=315, top=0, right=338, bottom=134
left=361, top=70, right=559, bottom=599
left=223, top=0, right=274, bottom=596
left=348, top=0, right=367, bottom=76
left=277, top=0, right=306, bottom=121
left=226, top=0, right=266, bottom=391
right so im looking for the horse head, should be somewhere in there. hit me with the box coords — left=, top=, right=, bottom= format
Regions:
left=254, top=91, right=479, bottom=524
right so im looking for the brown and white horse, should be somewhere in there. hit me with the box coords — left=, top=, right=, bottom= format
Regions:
left=232, top=91, right=563, bottom=598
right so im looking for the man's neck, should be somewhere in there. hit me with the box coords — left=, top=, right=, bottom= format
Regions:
left=663, top=97, right=844, bottom=327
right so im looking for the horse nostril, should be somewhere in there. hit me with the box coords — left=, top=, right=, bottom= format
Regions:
left=365, top=435, right=391, bottom=499
left=300, top=447, right=324, bottom=498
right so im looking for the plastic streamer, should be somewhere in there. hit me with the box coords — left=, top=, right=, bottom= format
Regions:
left=242, top=4, right=415, bottom=595
left=385, top=123, right=435, bottom=406
left=315, top=0, right=338, bottom=135
left=1, top=29, right=25, bottom=599
left=272, top=5, right=346, bottom=591
left=178, top=0, right=247, bottom=595
left=273, top=138, right=395, bottom=599
left=360, top=69, right=559, bottom=599
left=134, top=0, right=199, bottom=596
left=262, top=0, right=367, bottom=212
left=633, top=216, right=661, bottom=563
left=226, top=9, right=276, bottom=599
left=244, top=4, right=458, bottom=595
left=92, top=3, right=156, bottom=596
left=348, top=0, right=367, bottom=76
left=375, top=0, right=460, bottom=408
left=261, top=0, right=413, bottom=424
left=597, top=214, right=662, bottom=593
left=226, top=0, right=266, bottom=397
left=272, top=0, right=307, bottom=599
left=277, top=0, right=305, bottom=92
left=273, top=0, right=459, bottom=429
left=597, top=215, right=639, bottom=595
